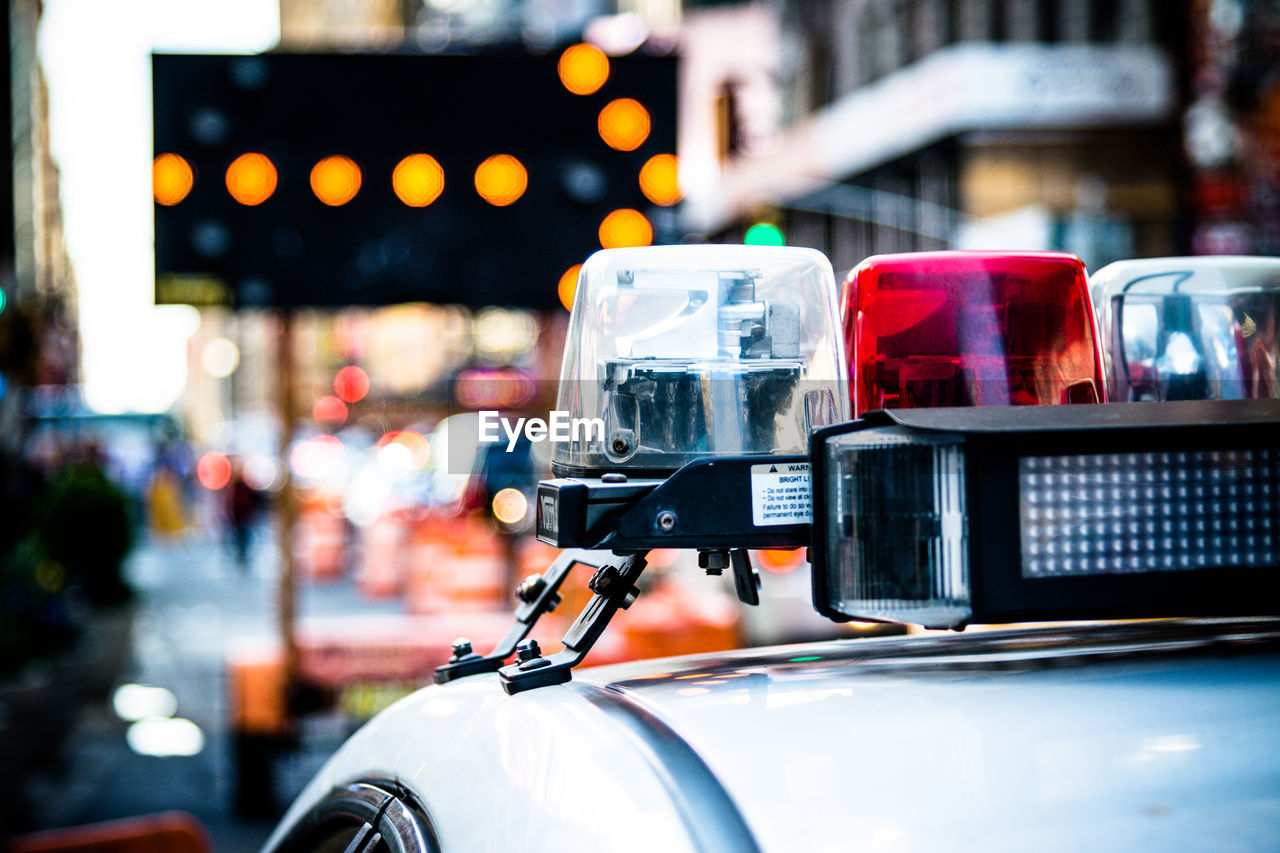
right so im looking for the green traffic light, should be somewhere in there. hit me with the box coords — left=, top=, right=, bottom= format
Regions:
left=744, top=222, right=785, bottom=246
left=0, top=288, right=7, bottom=314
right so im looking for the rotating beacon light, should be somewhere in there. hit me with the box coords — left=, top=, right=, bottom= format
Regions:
left=810, top=400, right=1280, bottom=629
left=446, top=247, right=848, bottom=694
left=551, top=245, right=849, bottom=477
left=1090, top=255, right=1280, bottom=403
left=843, top=251, right=1107, bottom=416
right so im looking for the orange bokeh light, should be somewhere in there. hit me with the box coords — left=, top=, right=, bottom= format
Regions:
left=196, top=451, right=232, bottom=491
left=311, top=155, right=362, bottom=206
left=392, top=154, right=445, bottom=207
left=474, top=155, right=528, bottom=206
left=558, top=264, right=582, bottom=311
left=153, top=153, right=194, bottom=206
left=313, top=395, right=348, bottom=424
left=225, top=153, right=278, bottom=206
left=639, top=154, right=681, bottom=206
left=598, top=98, right=650, bottom=151
left=558, top=43, right=610, bottom=95
left=755, top=549, right=806, bottom=574
left=599, top=209, right=653, bottom=249
left=333, top=365, right=370, bottom=403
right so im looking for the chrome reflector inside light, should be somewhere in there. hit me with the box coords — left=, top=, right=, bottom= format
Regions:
left=810, top=400, right=1280, bottom=629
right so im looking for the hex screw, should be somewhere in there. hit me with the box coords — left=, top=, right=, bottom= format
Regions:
left=656, top=510, right=677, bottom=533
left=451, top=638, right=473, bottom=659
left=698, top=549, right=729, bottom=576
left=589, top=565, right=619, bottom=595
left=517, top=573, right=546, bottom=603
left=612, top=437, right=630, bottom=455
left=516, top=639, right=542, bottom=663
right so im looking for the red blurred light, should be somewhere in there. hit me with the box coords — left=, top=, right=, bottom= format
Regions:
left=312, top=395, right=349, bottom=424
left=196, top=451, right=232, bottom=490
left=334, top=365, right=370, bottom=403
left=841, top=251, right=1106, bottom=416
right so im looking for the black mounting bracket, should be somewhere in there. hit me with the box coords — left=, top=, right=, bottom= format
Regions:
left=731, top=548, right=761, bottom=606
left=498, top=551, right=649, bottom=695
left=432, top=549, right=620, bottom=685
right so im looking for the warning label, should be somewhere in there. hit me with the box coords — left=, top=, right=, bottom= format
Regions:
left=750, top=462, right=812, bottom=526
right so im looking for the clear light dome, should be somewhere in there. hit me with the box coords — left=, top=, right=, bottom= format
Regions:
left=552, top=245, right=849, bottom=476
left=1090, top=256, right=1280, bottom=402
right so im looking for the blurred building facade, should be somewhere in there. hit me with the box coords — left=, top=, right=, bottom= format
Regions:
left=681, top=0, right=1191, bottom=274
left=1183, top=0, right=1280, bottom=256
left=3, top=0, right=79, bottom=438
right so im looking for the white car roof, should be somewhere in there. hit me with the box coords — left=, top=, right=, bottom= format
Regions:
left=269, top=618, right=1280, bottom=852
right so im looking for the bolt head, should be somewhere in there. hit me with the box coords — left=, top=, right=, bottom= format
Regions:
left=656, top=510, right=677, bottom=533
left=515, top=638, right=542, bottom=662
left=517, top=573, right=545, bottom=602
left=611, top=437, right=629, bottom=454
left=698, top=550, right=730, bottom=570
left=589, top=564, right=619, bottom=594
left=451, top=638, right=473, bottom=658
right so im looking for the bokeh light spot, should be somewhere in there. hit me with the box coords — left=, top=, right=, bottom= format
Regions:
left=196, top=451, right=232, bottom=490
left=474, top=155, right=528, bottom=206
left=639, top=154, right=681, bottom=205
left=744, top=222, right=786, bottom=246
left=201, top=337, right=240, bottom=378
left=313, top=395, right=348, bottom=425
left=153, top=153, right=194, bottom=206
left=242, top=453, right=279, bottom=491
left=492, top=488, right=529, bottom=525
left=225, top=153, right=277, bottom=206
left=291, top=435, right=345, bottom=481
left=558, top=264, right=582, bottom=311
left=558, top=43, right=610, bottom=95
left=112, top=684, right=178, bottom=722
left=311, top=155, right=362, bottom=206
left=334, top=365, right=370, bottom=403
left=755, top=548, right=805, bottom=574
left=126, top=717, right=204, bottom=758
left=392, top=154, right=445, bottom=207
left=376, top=430, right=430, bottom=472
left=599, top=209, right=653, bottom=249
left=598, top=98, right=650, bottom=151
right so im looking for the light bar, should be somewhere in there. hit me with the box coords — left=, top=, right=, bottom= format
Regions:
left=1090, top=255, right=1280, bottom=402
left=842, top=251, right=1106, bottom=416
left=810, top=399, right=1280, bottom=628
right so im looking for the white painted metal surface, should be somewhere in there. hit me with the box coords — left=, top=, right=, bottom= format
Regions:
left=268, top=620, right=1280, bottom=852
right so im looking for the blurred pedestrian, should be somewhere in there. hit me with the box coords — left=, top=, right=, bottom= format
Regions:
left=226, top=463, right=263, bottom=568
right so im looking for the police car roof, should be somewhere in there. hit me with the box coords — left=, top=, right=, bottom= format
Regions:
left=270, top=618, right=1280, bottom=852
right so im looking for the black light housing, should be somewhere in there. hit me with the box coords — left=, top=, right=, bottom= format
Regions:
left=810, top=399, right=1280, bottom=629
